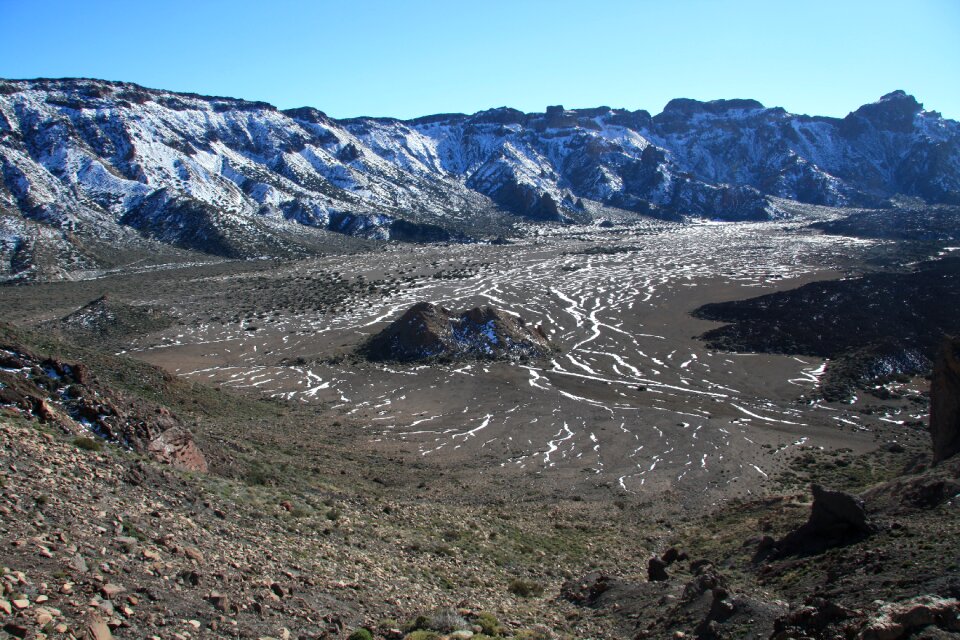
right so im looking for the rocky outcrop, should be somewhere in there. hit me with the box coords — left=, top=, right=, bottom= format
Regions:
left=359, top=302, right=550, bottom=362
left=930, top=336, right=960, bottom=463
left=146, top=425, right=208, bottom=473
left=695, top=257, right=960, bottom=402
left=773, top=485, right=872, bottom=557
left=859, top=596, right=960, bottom=640
left=0, top=327, right=206, bottom=472
left=863, top=453, right=960, bottom=512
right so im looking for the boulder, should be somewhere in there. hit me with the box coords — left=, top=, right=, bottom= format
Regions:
left=146, top=426, right=208, bottom=472
left=807, top=484, right=871, bottom=533
left=774, top=485, right=872, bottom=557
left=84, top=615, right=113, bottom=640
left=647, top=556, right=669, bottom=582
left=930, top=336, right=960, bottom=463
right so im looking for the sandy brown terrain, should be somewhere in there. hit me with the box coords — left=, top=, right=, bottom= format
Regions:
left=3, top=214, right=954, bottom=640
left=0, top=218, right=930, bottom=508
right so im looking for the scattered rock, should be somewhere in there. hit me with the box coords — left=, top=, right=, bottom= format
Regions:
left=69, top=554, right=89, bottom=573
left=771, top=598, right=859, bottom=640
left=860, top=596, right=960, bottom=640
left=561, top=572, right=613, bottom=606
left=183, top=546, right=204, bottom=562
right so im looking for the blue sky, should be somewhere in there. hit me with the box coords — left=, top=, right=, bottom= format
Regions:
left=2, top=0, right=958, bottom=120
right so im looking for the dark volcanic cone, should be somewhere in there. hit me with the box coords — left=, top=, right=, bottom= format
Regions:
left=359, top=302, right=550, bottom=362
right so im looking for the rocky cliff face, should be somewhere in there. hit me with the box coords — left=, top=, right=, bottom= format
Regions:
left=2, top=79, right=958, bottom=278
left=930, top=336, right=960, bottom=464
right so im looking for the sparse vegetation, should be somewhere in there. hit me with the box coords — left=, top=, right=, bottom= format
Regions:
left=507, top=578, right=544, bottom=598
left=72, top=436, right=103, bottom=451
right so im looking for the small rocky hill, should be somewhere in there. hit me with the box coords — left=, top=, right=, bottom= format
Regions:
left=359, top=302, right=551, bottom=362
left=46, top=295, right=175, bottom=345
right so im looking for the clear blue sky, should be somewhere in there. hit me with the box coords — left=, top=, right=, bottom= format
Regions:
left=2, top=0, right=958, bottom=120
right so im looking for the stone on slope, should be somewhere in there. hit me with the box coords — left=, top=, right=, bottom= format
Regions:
left=774, top=484, right=872, bottom=557
left=146, top=426, right=208, bottom=473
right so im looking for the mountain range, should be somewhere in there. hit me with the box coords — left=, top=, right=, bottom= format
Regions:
left=2, top=78, right=958, bottom=279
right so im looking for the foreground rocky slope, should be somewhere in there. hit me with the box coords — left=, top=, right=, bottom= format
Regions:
left=0, top=322, right=205, bottom=471
left=1, top=317, right=958, bottom=640
left=2, top=78, right=959, bottom=278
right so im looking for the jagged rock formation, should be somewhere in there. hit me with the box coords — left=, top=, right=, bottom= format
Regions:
left=2, top=79, right=959, bottom=278
left=359, top=302, right=550, bottom=362
left=0, top=324, right=206, bottom=471
left=773, top=485, right=872, bottom=557
left=930, top=336, right=960, bottom=463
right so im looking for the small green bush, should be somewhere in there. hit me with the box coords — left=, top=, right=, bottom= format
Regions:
left=476, top=612, right=503, bottom=636
left=378, top=618, right=400, bottom=631
left=404, top=632, right=441, bottom=640
left=73, top=436, right=103, bottom=452
left=404, top=615, right=430, bottom=633
left=347, top=629, right=373, bottom=640
left=508, top=578, right=544, bottom=598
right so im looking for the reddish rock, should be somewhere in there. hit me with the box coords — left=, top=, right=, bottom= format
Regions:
left=3, top=623, right=28, bottom=639
left=84, top=614, right=113, bottom=640
left=207, top=591, right=230, bottom=612
left=146, top=426, right=208, bottom=472
left=860, top=596, right=960, bottom=639
left=101, top=583, right=125, bottom=600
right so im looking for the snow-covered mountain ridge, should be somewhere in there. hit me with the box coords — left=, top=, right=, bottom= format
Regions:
left=1, top=78, right=958, bottom=279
